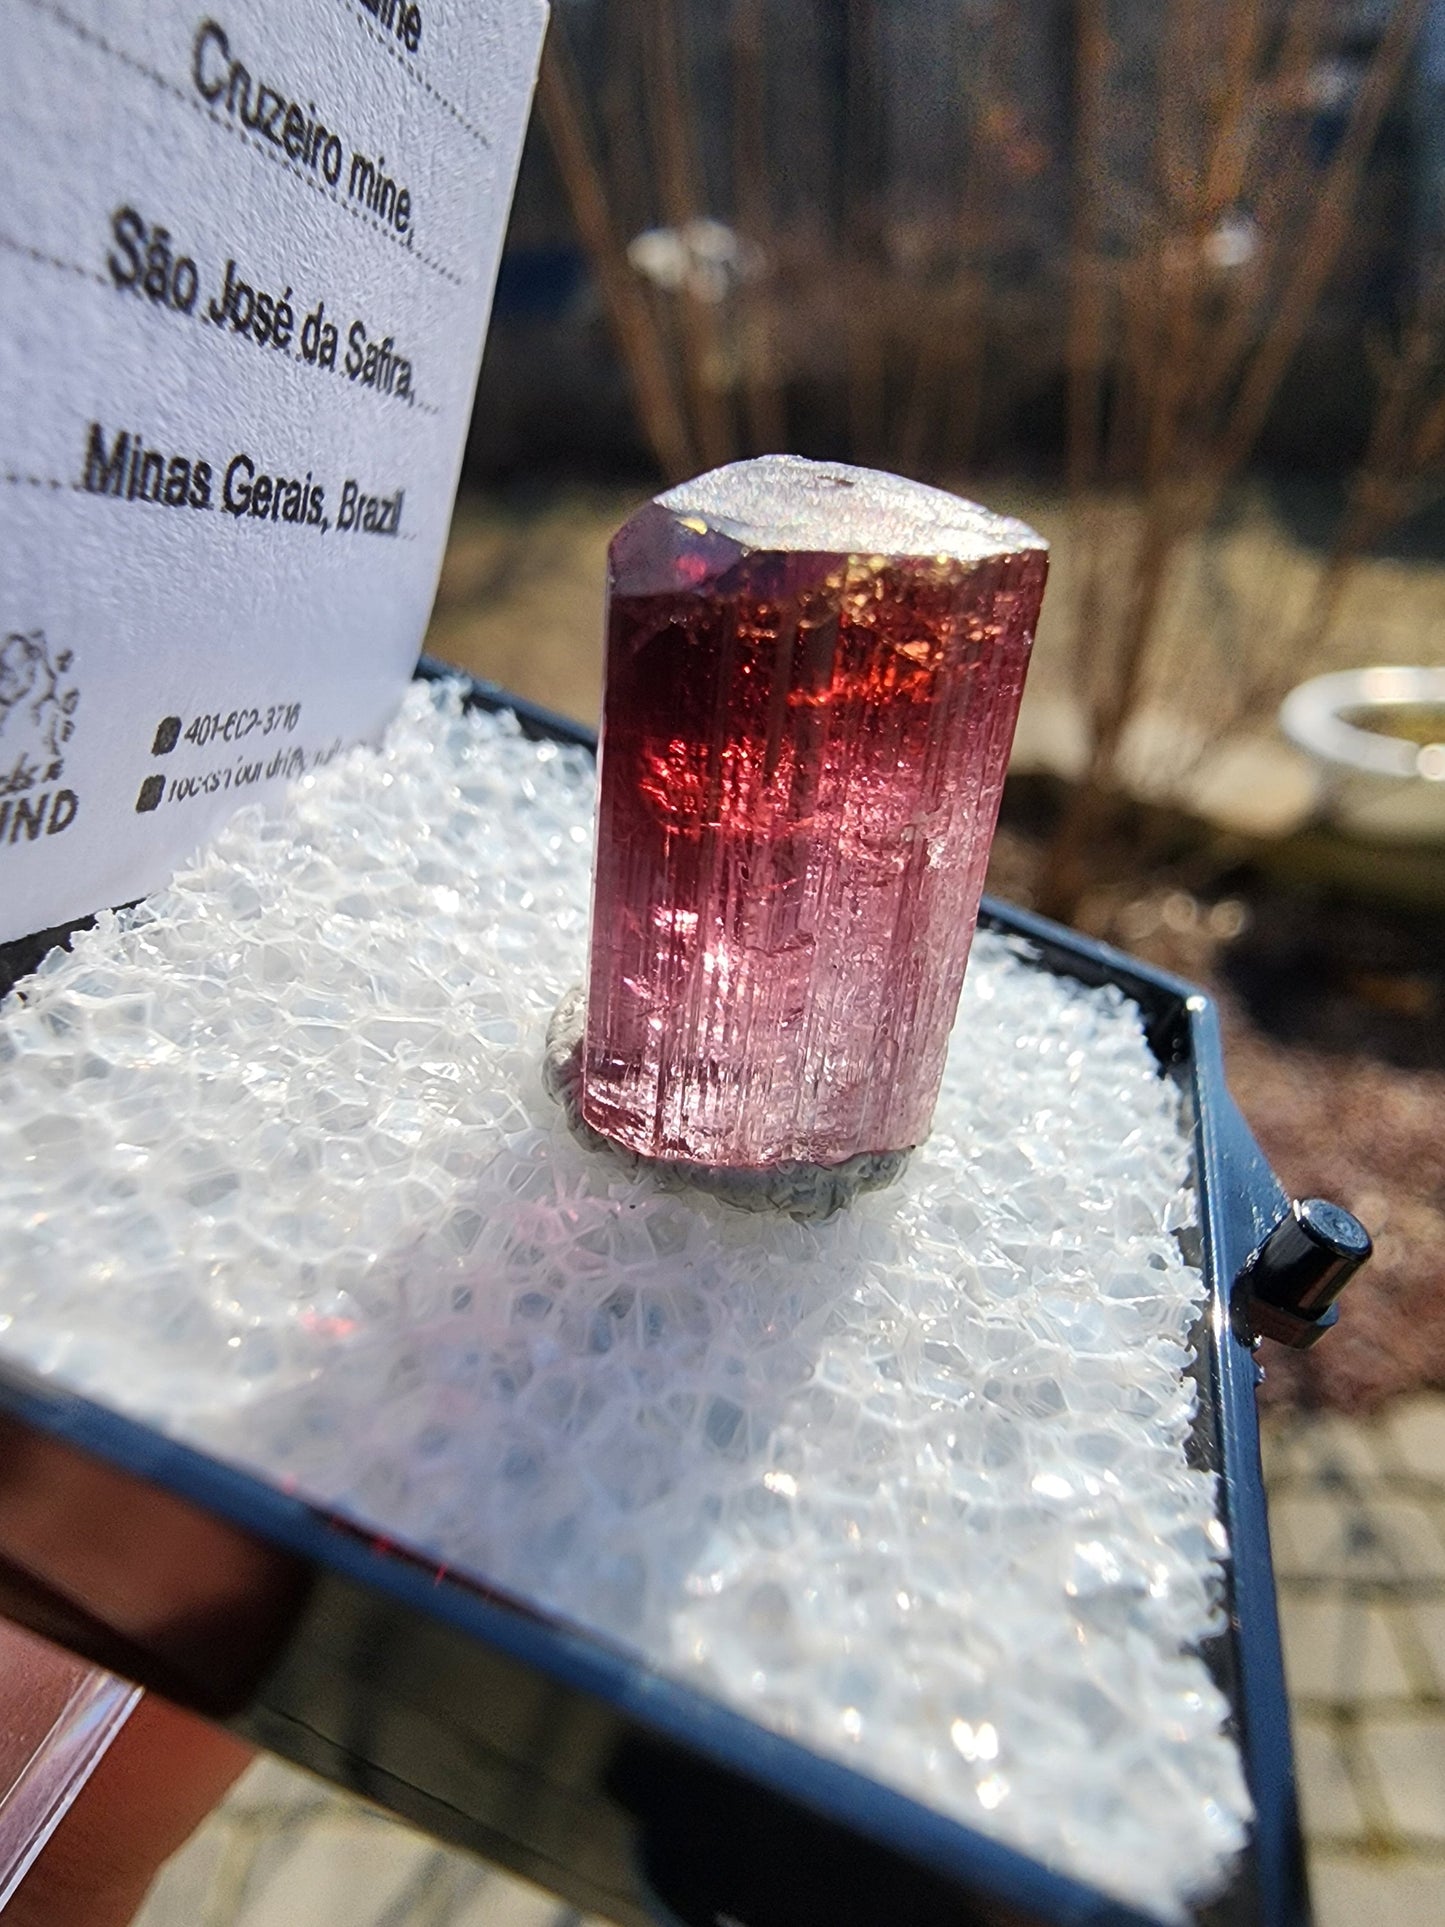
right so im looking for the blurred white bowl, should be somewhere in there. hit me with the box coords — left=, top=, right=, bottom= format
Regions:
left=1279, top=666, right=1445, bottom=844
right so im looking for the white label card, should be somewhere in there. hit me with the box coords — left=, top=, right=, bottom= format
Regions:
left=0, top=0, right=548, bottom=943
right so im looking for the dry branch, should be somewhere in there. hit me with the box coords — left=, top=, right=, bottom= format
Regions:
left=536, top=22, right=695, bottom=481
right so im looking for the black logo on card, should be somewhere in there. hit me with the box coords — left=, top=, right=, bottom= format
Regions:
left=0, top=630, right=81, bottom=845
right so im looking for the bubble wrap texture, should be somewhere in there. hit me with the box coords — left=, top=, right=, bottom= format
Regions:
left=0, top=680, right=1249, bottom=1920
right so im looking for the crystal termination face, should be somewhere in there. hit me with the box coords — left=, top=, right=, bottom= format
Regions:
left=581, top=455, right=1049, bottom=1169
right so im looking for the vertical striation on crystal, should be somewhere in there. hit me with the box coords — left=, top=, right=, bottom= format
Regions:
left=581, top=455, right=1048, bottom=1170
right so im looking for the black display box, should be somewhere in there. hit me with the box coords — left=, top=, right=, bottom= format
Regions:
left=0, top=667, right=1309, bottom=1927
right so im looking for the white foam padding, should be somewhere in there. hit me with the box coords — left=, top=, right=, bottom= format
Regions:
left=0, top=680, right=1249, bottom=1919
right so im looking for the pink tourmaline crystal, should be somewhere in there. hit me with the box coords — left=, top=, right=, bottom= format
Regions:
left=581, top=455, right=1048, bottom=1170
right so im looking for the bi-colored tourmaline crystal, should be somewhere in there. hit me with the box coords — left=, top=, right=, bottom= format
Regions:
left=581, top=455, right=1048, bottom=1169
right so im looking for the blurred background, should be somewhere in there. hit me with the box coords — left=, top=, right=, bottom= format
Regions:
left=138, top=6, right=1445, bottom=1924
left=429, top=0, right=1445, bottom=1421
